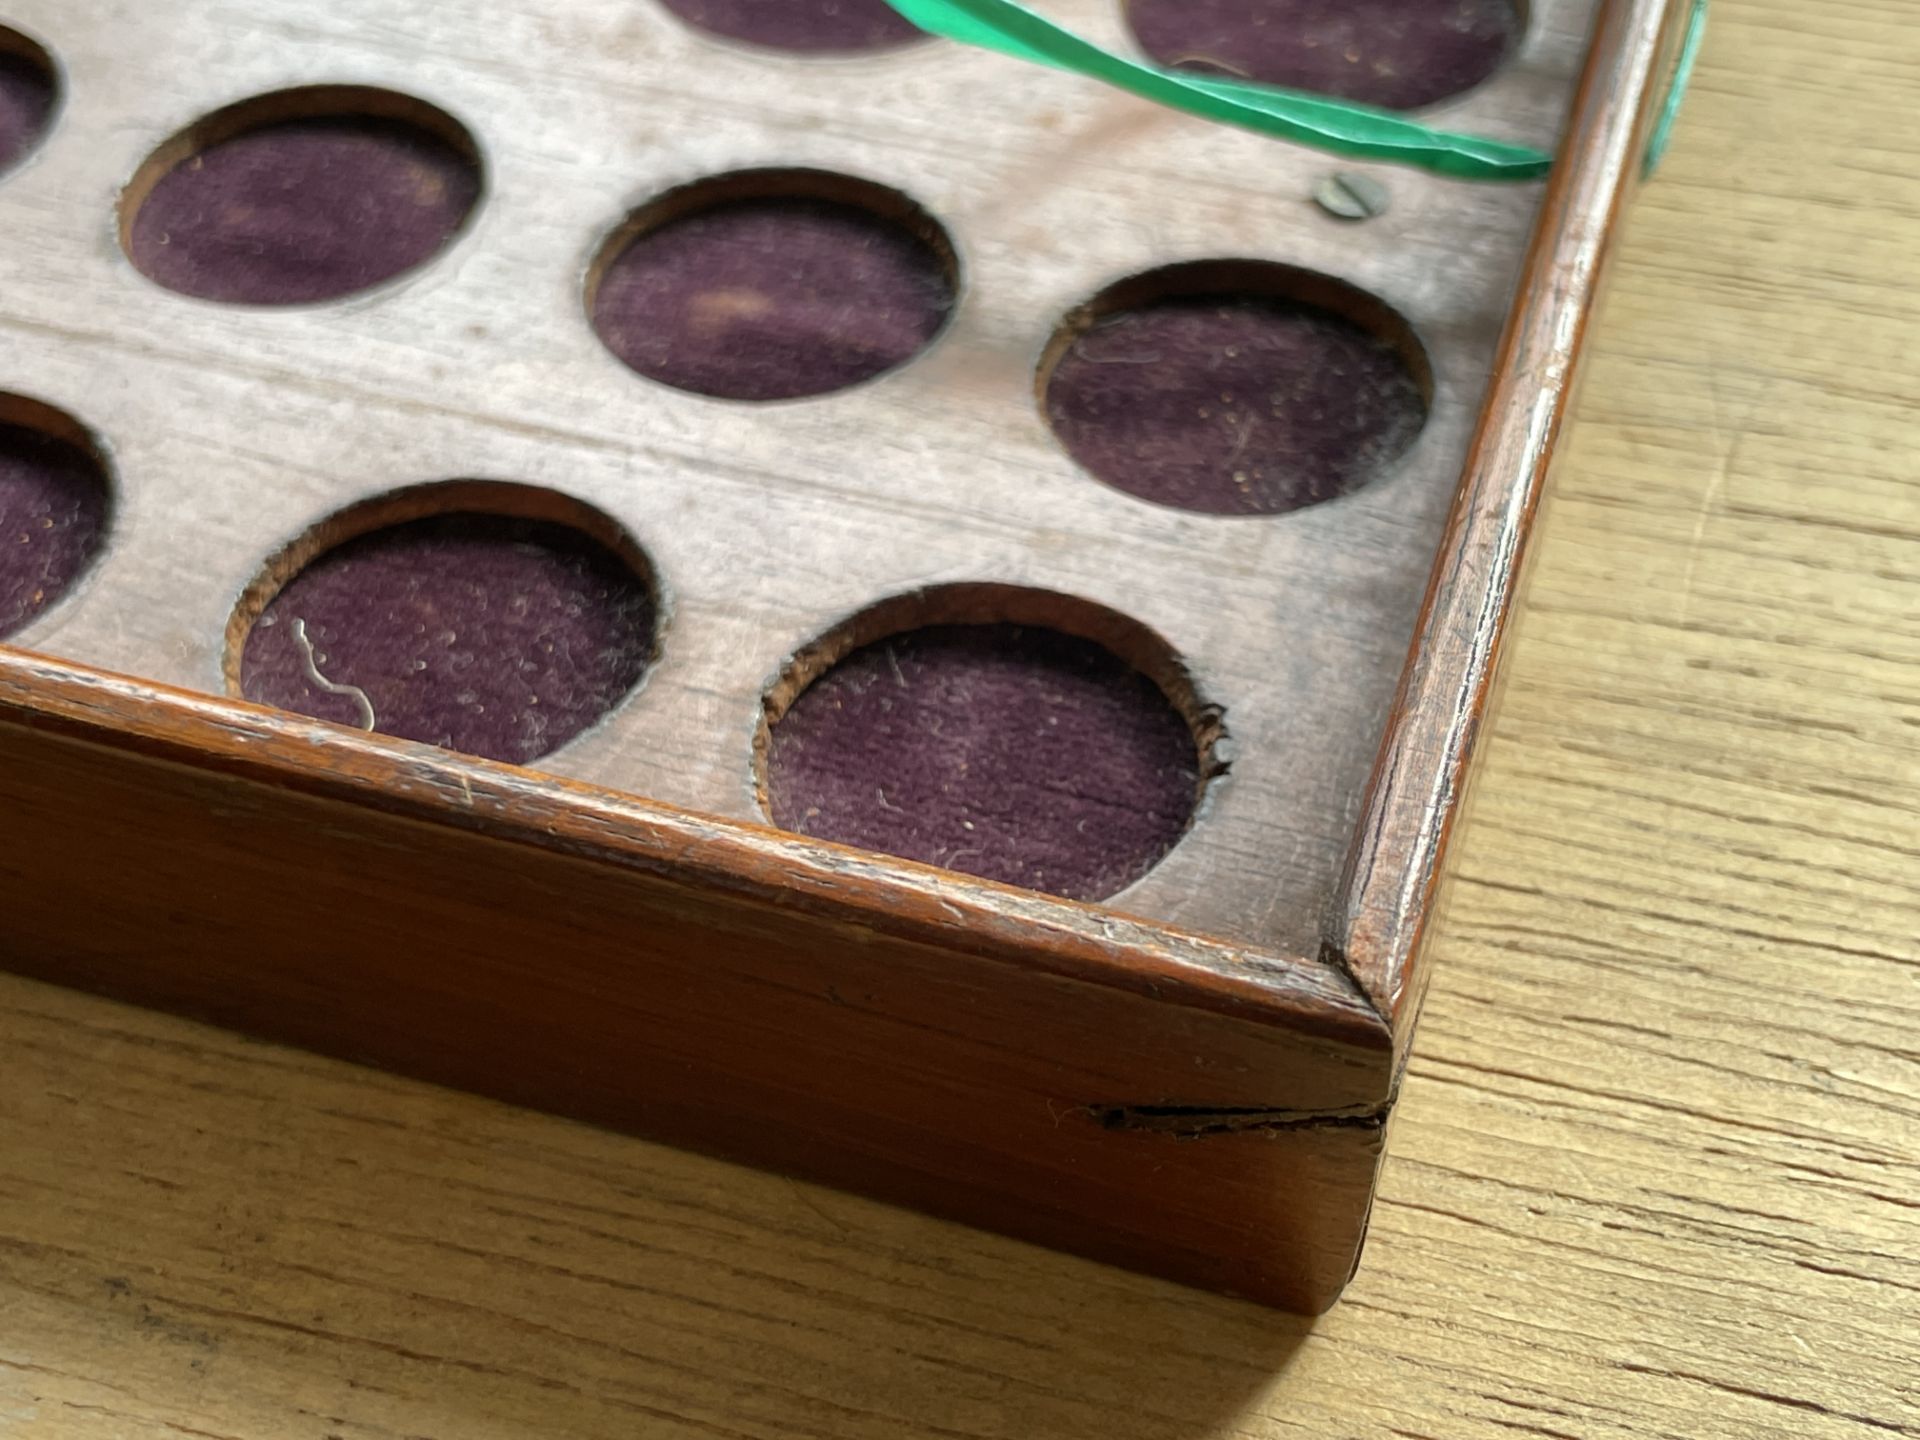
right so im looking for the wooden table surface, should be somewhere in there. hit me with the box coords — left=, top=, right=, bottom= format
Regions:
left=3, top=0, right=1916, bottom=1434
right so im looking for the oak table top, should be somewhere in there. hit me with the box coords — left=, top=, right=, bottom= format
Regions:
left=2, top=0, right=1915, bottom=1435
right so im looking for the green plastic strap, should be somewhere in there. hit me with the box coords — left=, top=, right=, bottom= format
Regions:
left=1644, top=0, right=1707, bottom=176
left=880, top=0, right=1554, bottom=182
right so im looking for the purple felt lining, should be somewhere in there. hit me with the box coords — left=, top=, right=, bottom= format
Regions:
left=766, top=624, right=1200, bottom=902
left=0, top=423, right=110, bottom=640
left=657, top=0, right=925, bottom=53
left=1125, top=0, right=1520, bottom=110
left=240, top=514, right=656, bottom=766
left=127, top=117, right=480, bottom=305
left=0, top=49, right=55, bottom=176
left=1045, top=297, right=1426, bottom=515
left=593, top=196, right=953, bottom=401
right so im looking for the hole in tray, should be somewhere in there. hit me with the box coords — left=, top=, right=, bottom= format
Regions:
left=120, top=85, right=483, bottom=306
left=588, top=167, right=958, bottom=402
left=1040, top=259, right=1431, bottom=516
left=1123, top=0, right=1525, bottom=111
left=757, top=584, right=1224, bottom=903
left=657, top=0, right=930, bottom=55
left=0, top=394, right=112, bottom=642
left=0, top=25, right=57, bottom=178
left=229, top=482, right=660, bottom=766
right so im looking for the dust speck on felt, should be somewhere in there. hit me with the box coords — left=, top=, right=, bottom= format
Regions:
left=239, top=514, right=655, bottom=766
left=127, top=117, right=479, bottom=305
left=593, top=196, right=953, bottom=401
left=1126, top=0, right=1520, bottom=110
left=657, top=0, right=925, bottom=52
left=766, top=624, right=1201, bottom=903
left=0, top=424, right=109, bottom=640
left=1047, top=299, right=1426, bottom=515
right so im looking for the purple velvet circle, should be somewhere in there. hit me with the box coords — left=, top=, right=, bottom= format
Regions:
left=240, top=513, right=657, bottom=765
left=0, top=423, right=110, bottom=640
left=127, top=116, right=480, bottom=305
left=1125, top=0, right=1521, bottom=110
left=657, top=0, right=924, bottom=53
left=1045, top=297, right=1426, bottom=515
left=0, top=48, right=56, bottom=175
left=766, top=623, right=1200, bottom=902
left=592, top=196, right=954, bottom=401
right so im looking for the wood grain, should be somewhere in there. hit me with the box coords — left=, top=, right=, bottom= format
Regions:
left=4, top=0, right=1914, bottom=1431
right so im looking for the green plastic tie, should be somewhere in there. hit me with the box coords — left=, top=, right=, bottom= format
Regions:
left=1644, top=0, right=1707, bottom=176
left=880, top=0, right=1555, bottom=182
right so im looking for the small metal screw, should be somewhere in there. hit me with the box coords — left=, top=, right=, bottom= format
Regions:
left=1314, top=172, right=1390, bottom=221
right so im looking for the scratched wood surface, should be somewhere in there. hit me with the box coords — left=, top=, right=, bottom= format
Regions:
left=2, top=0, right=1917, bottom=1435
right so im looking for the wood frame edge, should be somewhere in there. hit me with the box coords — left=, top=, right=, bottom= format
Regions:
left=0, top=646, right=1387, bottom=1053
left=1332, top=0, right=1692, bottom=1044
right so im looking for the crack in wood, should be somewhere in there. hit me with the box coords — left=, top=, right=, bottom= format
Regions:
left=1093, top=1102, right=1390, bottom=1139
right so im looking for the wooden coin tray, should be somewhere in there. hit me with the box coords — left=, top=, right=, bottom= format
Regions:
left=0, top=0, right=1686, bottom=1311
